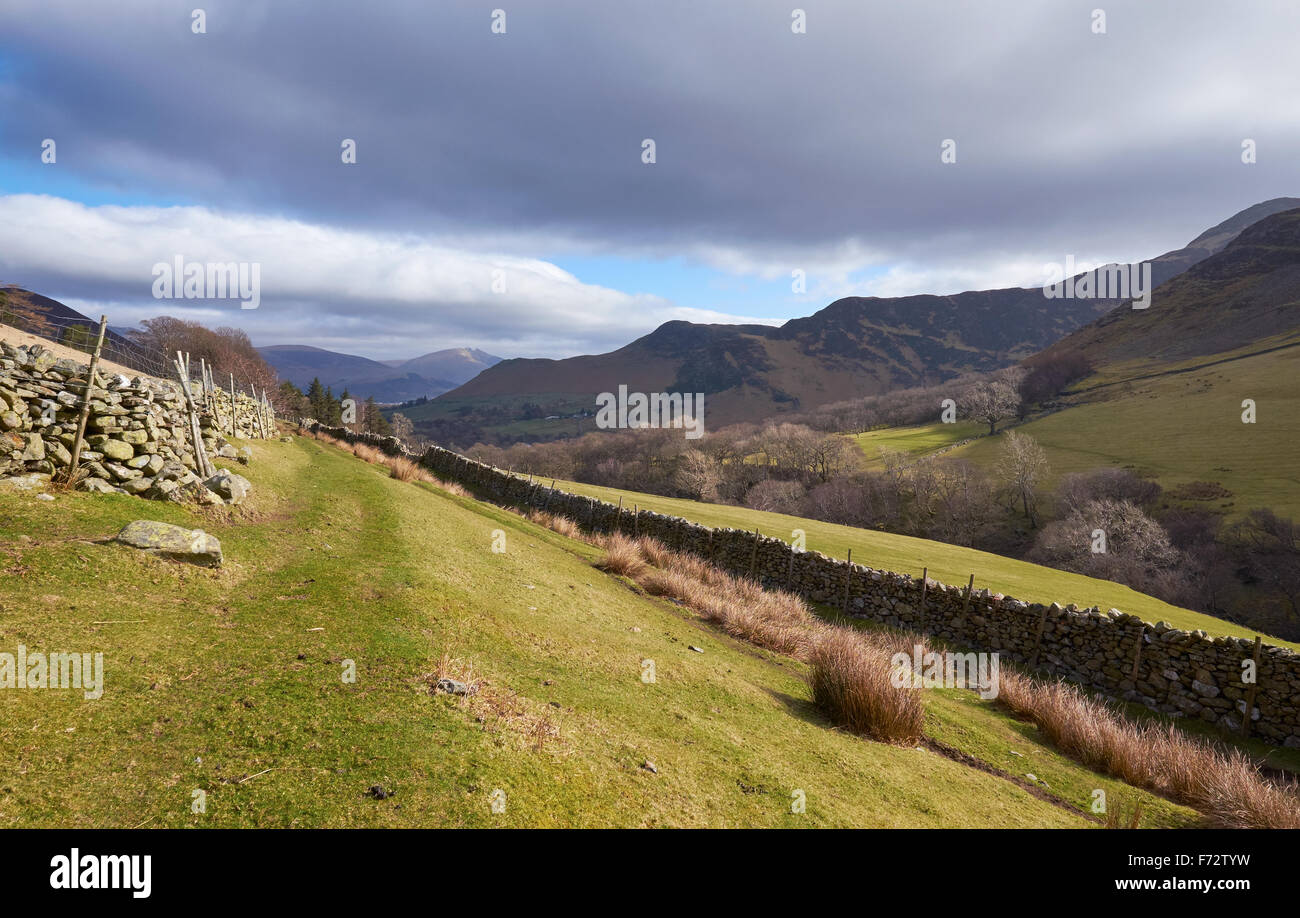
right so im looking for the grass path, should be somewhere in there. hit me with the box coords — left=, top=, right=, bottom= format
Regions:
left=0, top=436, right=1202, bottom=826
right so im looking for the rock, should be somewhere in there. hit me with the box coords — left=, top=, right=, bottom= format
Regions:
left=1192, top=679, right=1221, bottom=699
left=79, top=477, right=117, bottom=494
left=120, top=477, right=155, bottom=495
left=0, top=473, right=50, bottom=492
left=435, top=677, right=470, bottom=695
left=19, top=434, right=44, bottom=462
left=99, top=439, right=135, bottom=462
left=237, top=446, right=254, bottom=463
left=144, top=478, right=183, bottom=502
left=116, top=520, right=223, bottom=567
left=178, top=480, right=225, bottom=506
left=204, top=470, right=250, bottom=504
left=104, top=462, right=142, bottom=482
left=366, top=785, right=393, bottom=800
left=0, top=411, right=19, bottom=430
left=45, top=440, right=72, bottom=467
left=156, top=461, right=187, bottom=481
left=641, top=761, right=658, bottom=774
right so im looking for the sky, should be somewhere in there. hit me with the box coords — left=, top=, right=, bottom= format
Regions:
left=1, top=0, right=1298, bottom=361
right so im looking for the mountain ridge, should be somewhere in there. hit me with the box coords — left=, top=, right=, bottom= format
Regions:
left=444, top=197, right=1300, bottom=427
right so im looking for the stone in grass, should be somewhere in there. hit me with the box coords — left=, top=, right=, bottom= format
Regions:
left=0, top=473, right=51, bottom=493
left=204, top=469, right=251, bottom=504
left=435, top=677, right=471, bottom=696
left=116, top=520, right=223, bottom=567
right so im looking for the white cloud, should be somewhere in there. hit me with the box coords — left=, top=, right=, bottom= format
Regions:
left=0, top=194, right=776, bottom=358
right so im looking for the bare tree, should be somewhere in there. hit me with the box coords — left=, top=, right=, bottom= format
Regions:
left=673, top=448, right=720, bottom=500
left=997, top=430, right=1048, bottom=525
left=963, top=378, right=1021, bottom=435
left=390, top=412, right=415, bottom=442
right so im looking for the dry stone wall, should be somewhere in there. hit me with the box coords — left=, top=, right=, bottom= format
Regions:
left=310, top=422, right=1300, bottom=748
left=1, top=341, right=263, bottom=503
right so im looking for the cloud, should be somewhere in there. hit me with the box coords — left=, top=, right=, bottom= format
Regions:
left=1, top=0, right=1299, bottom=354
left=0, top=194, right=777, bottom=358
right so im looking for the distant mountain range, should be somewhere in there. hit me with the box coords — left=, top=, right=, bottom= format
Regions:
left=443, top=198, right=1300, bottom=427
left=257, top=344, right=502, bottom=403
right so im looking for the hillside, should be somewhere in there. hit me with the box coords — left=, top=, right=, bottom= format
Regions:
left=932, top=208, right=1300, bottom=520
left=1035, top=207, right=1300, bottom=372
left=0, top=435, right=1208, bottom=827
left=437, top=198, right=1300, bottom=433
left=258, top=344, right=501, bottom=404
left=536, top=475, right=1300, bottom=651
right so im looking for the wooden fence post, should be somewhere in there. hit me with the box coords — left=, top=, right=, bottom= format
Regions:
left=841, top=548, right=854, bottom=613
left=959, top=573, right=974, bottom=638
left=1129, top=626, right=1145, bottom=681
left=1028, top=604, right=1051, bottom=668
left=228, top=373, right=237, bottom=437
left=919, top=566, right=928, bottom=615
left=69, top=315, right=108, bottom=474
left=1241, top=635, right=1263, bottom=738
left=173, top=352, right=213, bottom=479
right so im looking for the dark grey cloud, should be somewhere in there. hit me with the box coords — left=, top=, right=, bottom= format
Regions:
left=1, top=0, right=1298, bottom=355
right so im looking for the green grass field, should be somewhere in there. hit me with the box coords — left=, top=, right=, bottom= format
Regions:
left=851, top=421, right=985, bottom=467
left=949, top=345, right=1300, bottom=520
left=0, top=435, right=1212, bottom=827
left=548, top=477, right=1300, bottom=650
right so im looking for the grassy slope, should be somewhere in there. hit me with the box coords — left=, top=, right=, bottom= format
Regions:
left=0, top=437, right=1202, bottom=827
left=549, top=478, right=1300, bottom=650
left=949, top=344, right=1300, bottom=520
left=851, top=421, right=985, bottom=467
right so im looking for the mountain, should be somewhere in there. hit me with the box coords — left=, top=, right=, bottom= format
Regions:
left=443, top=198, right=1300, bottom=428
left=397, top=348, right=501, bottom=383
left=0, top=286, right=143, bottom=361
left=1036, top=206, right=1300, bottom=371
left=258, top=344, right=501, bottom=403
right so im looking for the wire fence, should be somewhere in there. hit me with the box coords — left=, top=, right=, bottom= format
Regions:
left=0, top=303, right=276, bottom=410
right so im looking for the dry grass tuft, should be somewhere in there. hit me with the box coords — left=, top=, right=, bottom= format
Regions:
left=526, top=509, right=584, bottom=540
left=387, top=456, right=430, bottom=482
left=807, top=627, right=926, bottom=744
left=597, top=533, right=647, bottom=579
left=998, top=669, right=1300, bottom=829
